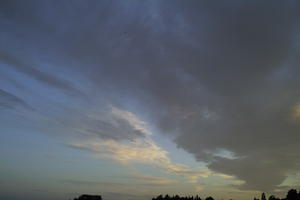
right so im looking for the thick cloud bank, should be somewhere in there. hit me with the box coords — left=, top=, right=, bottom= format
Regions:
left=1, top=0, right=300, bottom=191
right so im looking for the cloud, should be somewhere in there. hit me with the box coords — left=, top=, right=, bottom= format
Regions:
left=68, top=137, right=210, bottom=183
left=63, top=173, right=176, bottom=188
left=64, top=105, right=151, bottom=141
left=0, top=89, right=30, bottom=110
left=0, top=52, right=82, bottom=96
left=67, top=106, right=217, bottom=184
left=111, top=106, right=151, bottom=136
left=67, top=106, right=237, bottom=187
left=62, top=180, right=124, bottom=187
left=124, top=173, right=176, bottom=186
left=195, top=185, right=204, bottom=192
left=1, top=0, right=300, bottom=192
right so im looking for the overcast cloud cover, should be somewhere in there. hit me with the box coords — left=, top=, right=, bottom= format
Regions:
left=1, top=0, right=300, bottom=197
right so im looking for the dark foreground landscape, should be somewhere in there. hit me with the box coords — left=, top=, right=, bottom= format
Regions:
left=73, top=189, right=300, bottom=200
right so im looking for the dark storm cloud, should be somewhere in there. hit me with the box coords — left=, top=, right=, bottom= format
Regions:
left=1, top=0, right=300, bottom=191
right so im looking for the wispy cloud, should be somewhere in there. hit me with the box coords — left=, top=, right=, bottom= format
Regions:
left=0, top=52, right=83, bottom=96
left=0, top=89, right=31, bottom=110
left=67, top=106, right=211, bottom=185
left=62, top=180, right=124, bottom=187
left=111, top=106, right=151, bottom=136
left=124, top=173, right=176, bottom=186
left=63, top=173, right=176, bottom=188
left=68, top=137, right=210, bottom=182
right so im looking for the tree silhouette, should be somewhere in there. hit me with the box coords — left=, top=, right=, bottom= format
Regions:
left=73, top=194, right=102, bottom=200
left=152, top=194, right=206, bottom=200
left=73, top=189, right=300, bottom=200
left=205, top=197, right=214, bottom=200
left=269, top=195, right=280, bottom=200
left=287, top=189, right=298, bottom=200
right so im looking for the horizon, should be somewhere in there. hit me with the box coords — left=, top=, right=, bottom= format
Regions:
left=1, top=1, right=300, bottom=200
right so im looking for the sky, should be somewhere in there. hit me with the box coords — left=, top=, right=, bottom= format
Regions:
left=1, top=1, right=300, bottom=200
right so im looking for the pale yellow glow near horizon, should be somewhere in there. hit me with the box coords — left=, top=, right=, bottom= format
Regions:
left=294, top=104, right=300, bottom=119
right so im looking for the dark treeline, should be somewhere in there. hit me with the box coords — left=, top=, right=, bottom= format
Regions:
left=73, top=194, right=102, bottom=200
left=152, top=189, right=300, bottom=200
left=255, top=189, right=300, bottom=200
left=72, top=189, right=300, bottom=200
left=152, top=194, right=207, bottom=200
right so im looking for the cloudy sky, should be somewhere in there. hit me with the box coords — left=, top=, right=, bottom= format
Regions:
left=1, top=1, right=300, bottom=200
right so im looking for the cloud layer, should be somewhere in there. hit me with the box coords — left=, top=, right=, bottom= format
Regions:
left=1, top=0, right=300, bottom=192
left=68, top=106, right=211, bottom=184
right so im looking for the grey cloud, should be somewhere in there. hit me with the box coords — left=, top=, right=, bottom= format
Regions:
left=62, top=179, right=124, bottom=187
left=59, top=106, right=148, bottom=141
left=1, top=0, right=300, bottom=191
left=62, top=176, right=172, bottom=187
